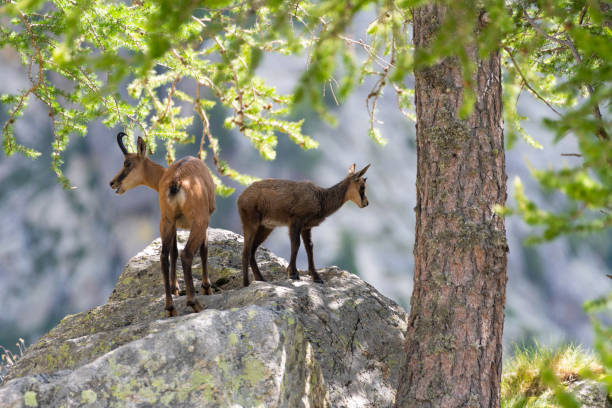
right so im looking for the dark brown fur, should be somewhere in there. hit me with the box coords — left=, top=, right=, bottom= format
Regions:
left=110, top=134, right=215, bottom=317
left=237, top=164, right=370, bottom=286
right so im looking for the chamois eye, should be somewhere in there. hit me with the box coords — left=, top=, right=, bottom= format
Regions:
left=124, top=160, right=131, bottom=168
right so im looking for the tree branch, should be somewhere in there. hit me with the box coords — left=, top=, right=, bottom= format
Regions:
left=521, top=2, right=609, bottom=141
left=503, top=47, right=562, bottom=116
left=579, top=4, right=588, bottom=26
left=195, top=82, right=223, bottom=175
left=338, top=34, right=394, bottom=70
left=213, top=36, right=247, bottom=133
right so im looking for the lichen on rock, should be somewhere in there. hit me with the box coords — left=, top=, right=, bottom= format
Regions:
left=0, top=229, right=407, bottom=407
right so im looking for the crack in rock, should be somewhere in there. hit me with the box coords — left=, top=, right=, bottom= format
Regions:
left=1, top=229, right=408, bottom=408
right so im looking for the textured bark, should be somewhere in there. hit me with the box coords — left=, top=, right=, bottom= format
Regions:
left=395, top=4, right=508, bottom=408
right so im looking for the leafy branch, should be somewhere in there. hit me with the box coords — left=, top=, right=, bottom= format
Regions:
left=1, top=1, right=315, bottom=194
left=520, top=0, right=608, bottom=141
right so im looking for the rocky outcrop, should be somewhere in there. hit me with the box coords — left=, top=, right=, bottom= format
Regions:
left=0, top=229, right=408, bottom=407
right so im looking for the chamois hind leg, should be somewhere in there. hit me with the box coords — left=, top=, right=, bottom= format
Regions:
left=288, top=222, right=302, bottom=280
left=301, top=228, right=323, bottom=284
left=250, top=226, right=273, bottom=282
left=181, top=224, right=205, bottom=313
left=241, top=224, right=257, bottom=287
left=200, top=228, right=212, bottom=295
left=170, top=233, right=180, bottom=296
left=160, top=221, right=178, bottom=317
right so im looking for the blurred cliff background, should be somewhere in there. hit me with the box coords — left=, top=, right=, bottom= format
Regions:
left=1, top=26, right=611, bottom=356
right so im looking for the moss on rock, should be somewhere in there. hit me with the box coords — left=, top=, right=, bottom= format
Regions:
left=0, top=229, right=407, bottom=408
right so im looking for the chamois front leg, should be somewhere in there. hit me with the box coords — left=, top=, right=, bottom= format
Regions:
left=170, top=234, right=180, bottom=296
left=301, top=228, right=323, bottom=284
left=160, top=222, right=177, bottom=317
left=288, top=223, right=302, bottom=280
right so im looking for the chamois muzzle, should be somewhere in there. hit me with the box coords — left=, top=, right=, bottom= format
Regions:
left=109, top=167, right=128, bottom=195
left=109, top=177, right=125, bottom=195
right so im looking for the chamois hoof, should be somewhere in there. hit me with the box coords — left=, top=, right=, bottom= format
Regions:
left=289, top=273, right=300, bottom=281
left=201, top=284, right=212, bottom=295
left=312, top=277, right=324, bottom=284
left=165, top=306, right=178, bottom=317
left=187, top=299, right=203, bottom=313
left=178, top=289, right=187, bottom=296
left=171, top=287, right=180, bottom=296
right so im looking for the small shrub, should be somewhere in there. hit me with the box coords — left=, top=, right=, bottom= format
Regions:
left=501, top=343, right=604, bottom=408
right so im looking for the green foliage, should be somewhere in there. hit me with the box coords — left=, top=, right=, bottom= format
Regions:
left=509, top=175, right=611, bottom=243
left=1, top=0, right=610, bottom=239
left=502, top=0, right=612, bottom=240
left=583, top=291, right=612, bottom=396
left=501, top=343, right=604, bottom=408
left=501, top=293, right=612, bottom=408
left=0, top=0, right=416, bottom=191
left=0, top=0, right=315, bottom=192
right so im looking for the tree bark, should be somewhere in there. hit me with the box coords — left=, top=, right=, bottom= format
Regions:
left=395, top=4, right=508, bottom=408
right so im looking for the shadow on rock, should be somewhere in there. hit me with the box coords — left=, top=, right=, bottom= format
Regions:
left=1, top=229, right=408, bottom=408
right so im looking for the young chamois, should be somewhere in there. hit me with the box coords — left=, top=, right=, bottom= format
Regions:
left=109, top=132, right=215, bottom=317
left=237, top=163, right=370, bottom=286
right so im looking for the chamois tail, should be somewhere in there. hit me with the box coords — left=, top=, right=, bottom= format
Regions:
left=168, top=179, right=181, bottom=196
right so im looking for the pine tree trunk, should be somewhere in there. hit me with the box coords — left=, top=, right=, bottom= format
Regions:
left=395, top=4, right=508, bottom=408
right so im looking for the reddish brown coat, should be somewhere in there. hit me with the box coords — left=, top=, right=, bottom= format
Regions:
left=237, top=164, right=370, bottom=286
left=110, top=134, right=215, bottom=317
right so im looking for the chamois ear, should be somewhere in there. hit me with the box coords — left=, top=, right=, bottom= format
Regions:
left=355, top=164, right=370, bottom=178
left=137, top=137, right=147, bottom=157
left=348, top=163, right=356, bottom=175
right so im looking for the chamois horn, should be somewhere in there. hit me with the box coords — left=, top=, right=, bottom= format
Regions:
left=117, top=132, right=128, bottom=155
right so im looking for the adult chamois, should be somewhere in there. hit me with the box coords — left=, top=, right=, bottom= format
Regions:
left=109, top=132, right=215, bottom=317
left=237, top=163, right=370, bottom=286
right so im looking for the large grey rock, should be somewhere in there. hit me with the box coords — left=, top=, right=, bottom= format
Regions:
left=567, top=380, right=612, bottom=408
left=0, top=229, right=407, bottom=407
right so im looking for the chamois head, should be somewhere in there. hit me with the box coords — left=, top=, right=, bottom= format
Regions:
left=345, top=163, right=370, bottom=208
left=109, top=132, right=149, bottom=195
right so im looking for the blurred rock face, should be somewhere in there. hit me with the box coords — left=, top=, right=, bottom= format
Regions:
left=0, top=229, right=407, bottom=407
left=0, top=20, right=611, bottom=356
